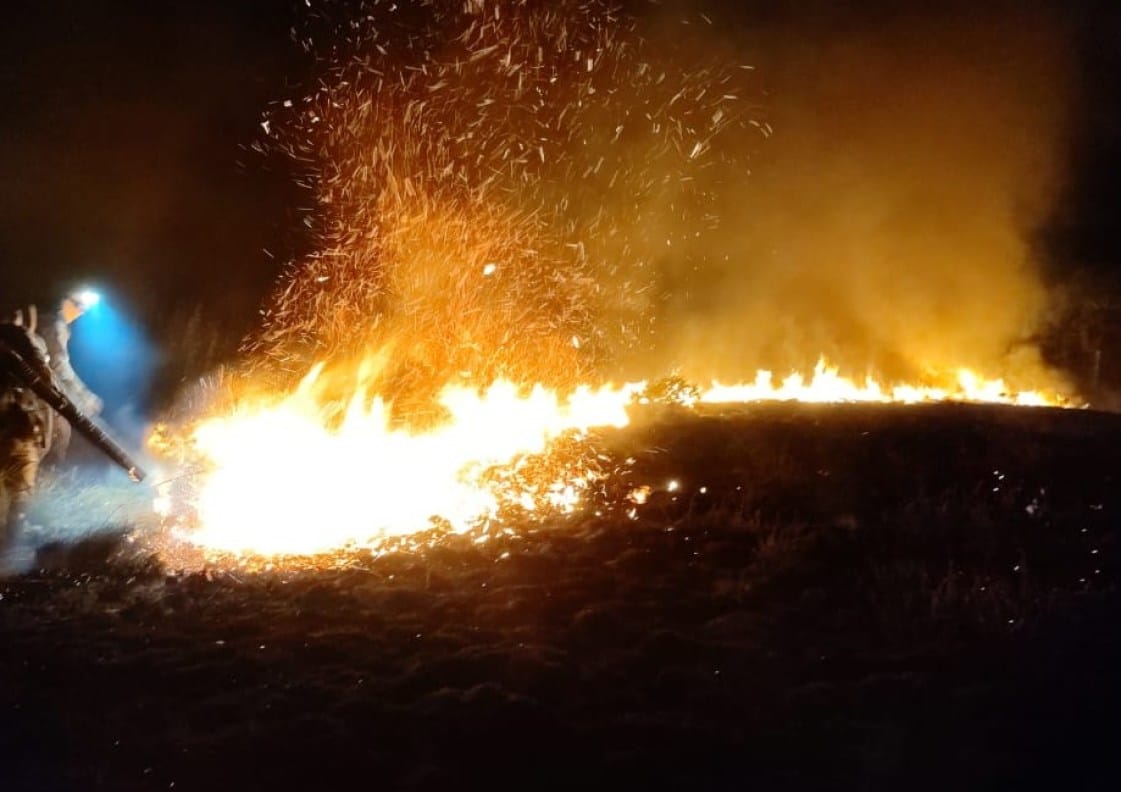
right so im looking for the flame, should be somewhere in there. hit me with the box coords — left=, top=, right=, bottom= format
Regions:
left=151, top=356, right=1073, bottom=560
left=161, top=365, right=640, bottom=556
left=695, top=359, right=1061, bottom=407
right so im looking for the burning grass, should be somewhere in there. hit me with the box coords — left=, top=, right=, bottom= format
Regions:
left=145, top=363, right=1075, bottom=561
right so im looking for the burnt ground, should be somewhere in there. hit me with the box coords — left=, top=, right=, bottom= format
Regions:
left=2, top=403, right=1120, bottom=791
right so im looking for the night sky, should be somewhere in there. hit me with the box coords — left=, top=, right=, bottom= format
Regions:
left=1, top=0, right=1119, bottom=412
left=0, top=0, right=305, bottom=409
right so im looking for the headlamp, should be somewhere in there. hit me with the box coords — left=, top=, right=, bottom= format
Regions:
left=75, top=289, right=101, bottom=309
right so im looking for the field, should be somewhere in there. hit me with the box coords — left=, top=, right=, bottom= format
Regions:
left=2, top=403, right=1120, bottom=790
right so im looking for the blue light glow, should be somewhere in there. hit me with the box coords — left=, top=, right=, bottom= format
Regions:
left=67, top=292, right=155, bottom=446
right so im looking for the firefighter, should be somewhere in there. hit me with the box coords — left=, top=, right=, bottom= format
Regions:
left=0, top=314, right=54, bottom=551
left=38, top=293, right=103, bottom=464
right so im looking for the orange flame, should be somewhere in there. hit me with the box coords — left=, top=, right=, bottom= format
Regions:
left=696, top=359, right=1062, bottom=407
left=159, top=365, right=640, bottom=556
left=153, top=357, right=1073, bottom=558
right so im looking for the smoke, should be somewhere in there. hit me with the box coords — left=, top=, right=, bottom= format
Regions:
left=251, top=0, right=1076, bottom=400
left=636, top=3, right=1076, bottom=390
